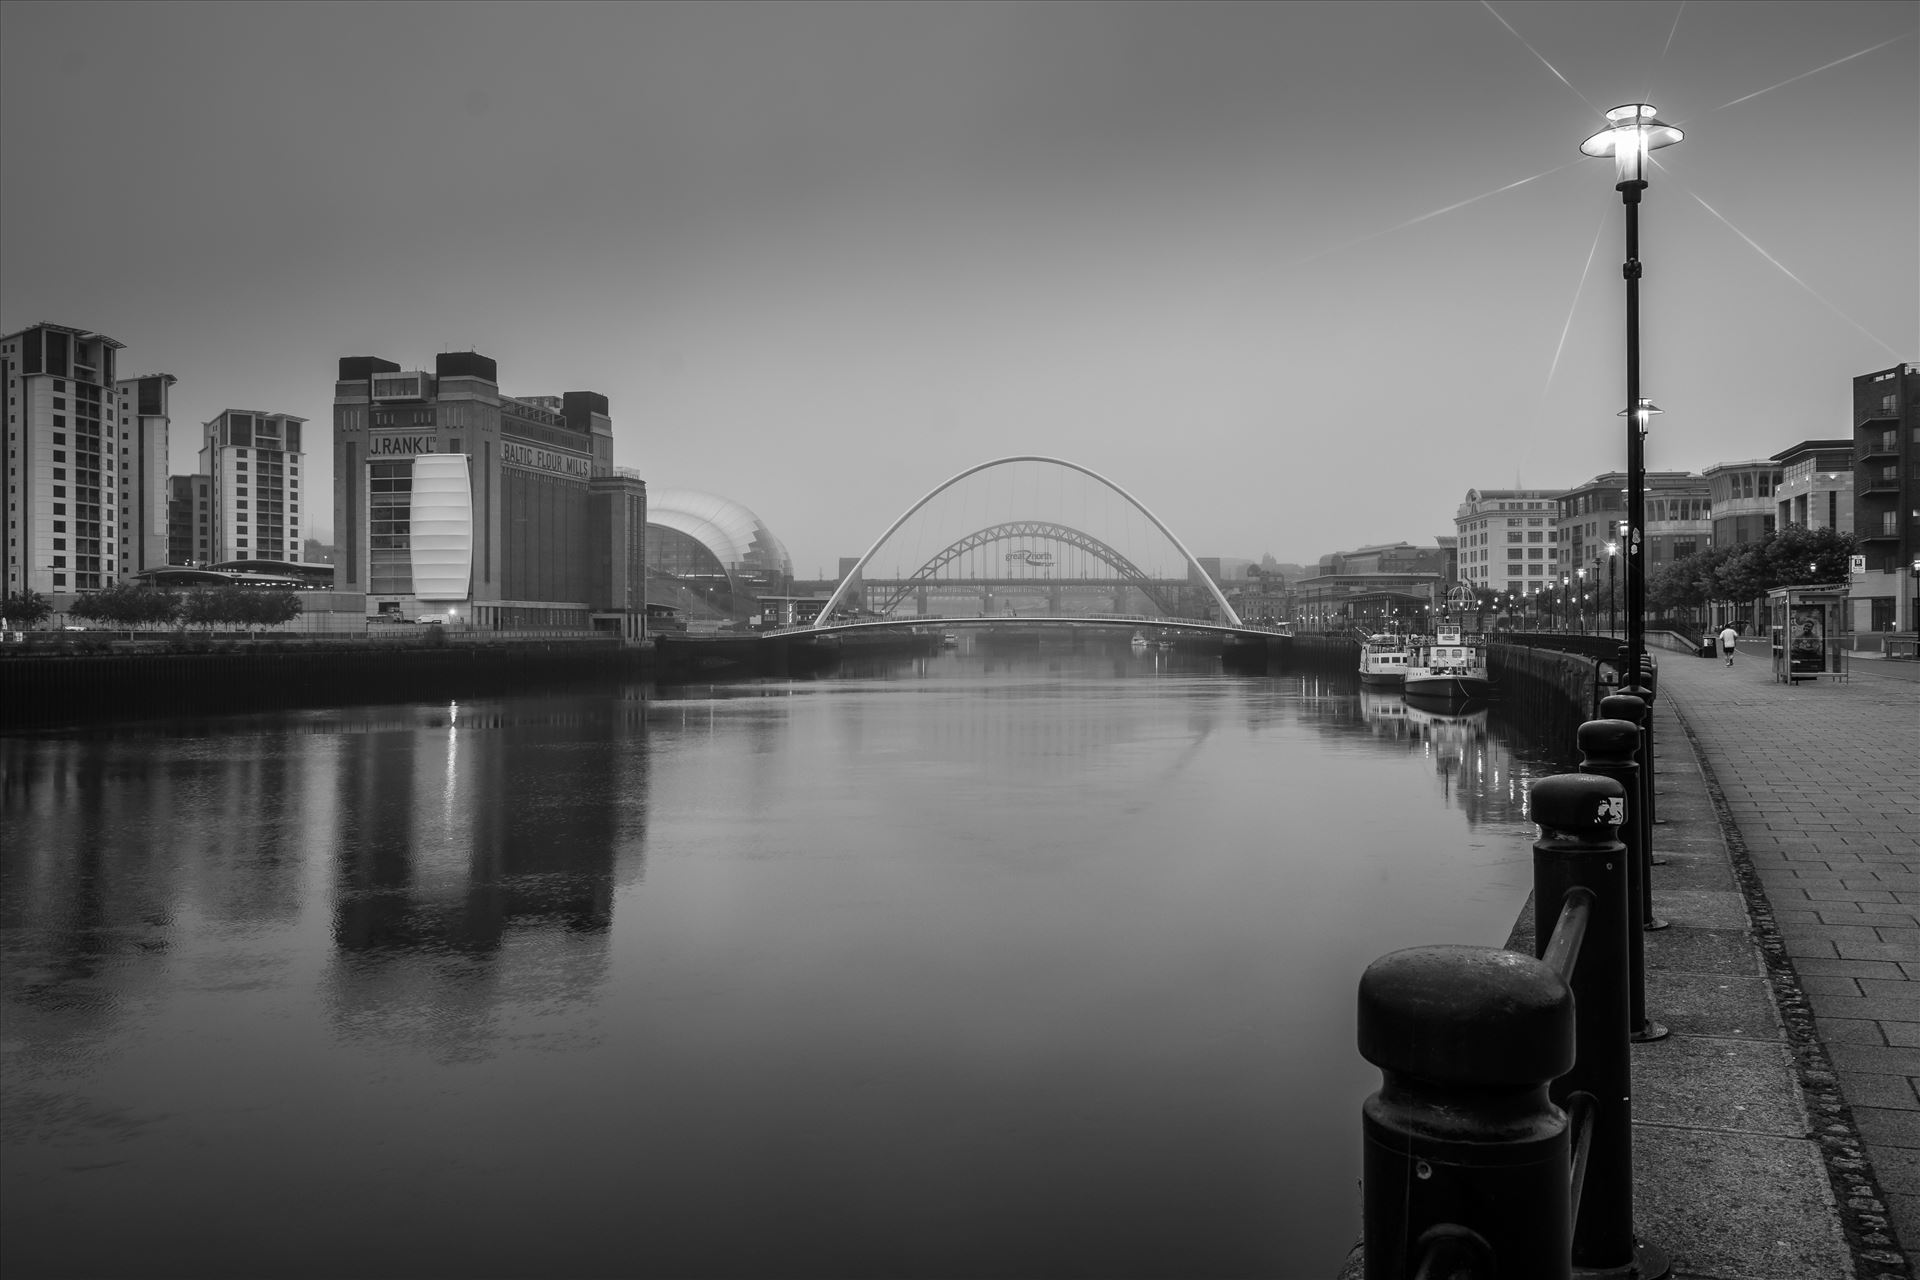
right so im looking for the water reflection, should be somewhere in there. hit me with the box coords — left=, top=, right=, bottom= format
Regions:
left=3, top=657, right=1565, bottom=1279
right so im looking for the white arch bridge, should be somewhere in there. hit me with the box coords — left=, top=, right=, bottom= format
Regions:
left=799, top=456, right=1288, bottom=641
left=657, top=456, right=1288, bottom=671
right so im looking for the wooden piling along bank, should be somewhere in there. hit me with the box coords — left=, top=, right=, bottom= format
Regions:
left=0, top=640, right=649, bottom=730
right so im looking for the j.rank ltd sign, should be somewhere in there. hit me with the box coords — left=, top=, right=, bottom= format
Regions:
left=367, top=434, right=438, bottom=457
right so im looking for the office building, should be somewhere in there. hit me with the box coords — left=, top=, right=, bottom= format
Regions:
left=332, top=351, right=646, bottom=635
left=1702, top=459, right=1783, bottom=548
left=1453, top=488, right=1560, bottom=596
left=1771, top=440, right=1852, bottom=536
left=1554, top=470, right=1709, bottom=601
left=199, top=410, right=308, bottom=564
left=1, top=322, right=127, bottom=598
left=1851, top=363, right=1918, bottom=632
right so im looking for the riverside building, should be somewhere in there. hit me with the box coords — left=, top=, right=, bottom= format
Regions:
left=1553, top=470, right=1710, bottom=592
left=1, top=322, right=130, bottom=599
left=114, top=373, right=177, bottom=577
left=1453, top=488, right=1560, bottom=596
left=1851, top=363, right=1918, bottom=632
left=200, top=410, right=307, bottom=564
left=331, top=352, right=647, bottom=636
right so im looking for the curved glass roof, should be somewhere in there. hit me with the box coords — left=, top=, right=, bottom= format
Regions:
left=648, top=488, right=793, bottom=579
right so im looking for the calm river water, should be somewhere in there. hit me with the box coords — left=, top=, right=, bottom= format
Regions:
left=2, top=644, right=1567, bottom=1280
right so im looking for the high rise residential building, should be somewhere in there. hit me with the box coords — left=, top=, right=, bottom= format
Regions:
left=1770, top=440, right=1853, bottom=535
left=1702, top=459, right=1783, bottom=548
left=113, top=373, right=177, bottom=575
left=332, top=351, right=646, bottom=635
left=167, top=473, right=213, bottom=566
left=0, top=322, right=127, bottom=598
left=199, top=410, right=308, bottom=563
left=1452, top=488, right=1560, bottom=597
left=1850, top=363, right=1918, bottom=632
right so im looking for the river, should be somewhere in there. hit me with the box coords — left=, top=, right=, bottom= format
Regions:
left=1, top=643, right=1566, bottom=1279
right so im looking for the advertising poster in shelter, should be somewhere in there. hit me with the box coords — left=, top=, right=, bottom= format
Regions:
left=1789, top=605, right=1826, bottom=674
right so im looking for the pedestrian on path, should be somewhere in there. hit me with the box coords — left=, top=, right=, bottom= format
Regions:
left=1719, top=624, right=1739, bottom=666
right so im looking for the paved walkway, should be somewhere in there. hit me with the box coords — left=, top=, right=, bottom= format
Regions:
left=1650, top=643, right=1917, bottom=1279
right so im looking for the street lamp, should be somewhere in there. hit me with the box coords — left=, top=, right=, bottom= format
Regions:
left=1606, top=540, right=1619, bottom=634
left=1585, top=103, right=1681, bottom=693
left=1578, top=567, right=1588, bottom=633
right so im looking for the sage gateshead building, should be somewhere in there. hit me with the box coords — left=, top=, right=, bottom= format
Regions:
left=646, top=488, right=794, bottom=622
left=331, top=352, right=646, bottom=636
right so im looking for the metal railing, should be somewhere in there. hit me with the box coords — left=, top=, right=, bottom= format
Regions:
left=1357, top=731, right=1670, bottom=1279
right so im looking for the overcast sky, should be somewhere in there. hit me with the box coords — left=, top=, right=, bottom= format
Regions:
left=2, top=1, right=1912, bottom=573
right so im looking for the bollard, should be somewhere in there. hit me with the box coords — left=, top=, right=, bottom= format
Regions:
left=1623, top=676, right=1660, bottom=835
left=1358, top=944, right=1574, bottom=1280
left=1580, top=718, right=1669, bottom=1044
left=1531, top=773, right=1670, bottom=1280
left=1601, top=693, right=1670, bottom=927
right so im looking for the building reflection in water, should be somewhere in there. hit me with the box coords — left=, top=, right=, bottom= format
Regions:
left=326, top=696, right=650, bottom=1057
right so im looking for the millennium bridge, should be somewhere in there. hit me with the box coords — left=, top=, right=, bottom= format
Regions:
left=656, top=455, right=1290, bottom=673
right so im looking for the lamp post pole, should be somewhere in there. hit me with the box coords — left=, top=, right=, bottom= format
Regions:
left=1585, top=104, right=1681, bottom=698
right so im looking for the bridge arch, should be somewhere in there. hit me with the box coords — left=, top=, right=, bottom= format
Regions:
left=815, top=456, right=1242, bottom=628
left=872, top=520, right=1180, bottom=617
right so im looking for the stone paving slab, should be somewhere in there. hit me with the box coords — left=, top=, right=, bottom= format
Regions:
left=1656, top=649, right=1918, bottom=1279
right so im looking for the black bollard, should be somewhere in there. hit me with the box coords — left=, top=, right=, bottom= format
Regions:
left=1531, top=773, right=1670, bottom=1280
left=1580, top=718, right=1670, bottom=1045
left=1358, top=945, right=1574, bottom=1280
left=1602, top=693, right=1670, bottom=926
left=1624, top=674, right=1660, bottom=833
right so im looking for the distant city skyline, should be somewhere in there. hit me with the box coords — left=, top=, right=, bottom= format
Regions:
left=2, top=1, right=1912, bottom=571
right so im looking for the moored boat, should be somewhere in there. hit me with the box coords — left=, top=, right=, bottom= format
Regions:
left=1403, top=630, right=1492, bottom=702
left=1358, top=633, right=1413, bottom=685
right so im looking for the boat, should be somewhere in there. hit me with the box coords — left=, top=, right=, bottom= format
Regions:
left=1131, top=631, right=1151, bottom=651
left=1358, top=632, right=1413, bottom=685
left=940, top=631, right=958, bottom=648
left=1403, top=629, right=1492, bottom=702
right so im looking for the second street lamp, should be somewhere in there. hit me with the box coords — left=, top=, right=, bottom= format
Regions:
left=1607, top=539, right=1619, bottom=634
left=1584, top=103, right=1682, bottom=710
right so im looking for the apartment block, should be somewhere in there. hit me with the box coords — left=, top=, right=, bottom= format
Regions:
left=199, top=410, right=308, bottom=564
left=114, top=373, right=177, bottom=575
left=1850, top=363, right=1918, bottom=632
left=0, top=322, right=127, bottom=598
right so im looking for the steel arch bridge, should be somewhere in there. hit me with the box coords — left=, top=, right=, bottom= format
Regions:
left=868, top=519, right=1182, bottom=618
left=811, top=455, right=1244, bottom=629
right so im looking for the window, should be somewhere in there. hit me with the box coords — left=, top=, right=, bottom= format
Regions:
left=1527, top=532, right=1542, bottom=543
left=1508, top=548, right=1523, bottom=560
left=1528, top=564, right=1543, bottom=576
left=1507, top=532, right=1523, bottom=543
left=1528, top=548, right=1543, bottom=559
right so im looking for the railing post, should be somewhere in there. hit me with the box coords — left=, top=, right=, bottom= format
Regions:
left=1601, top=693, right=1669, bottom=924
left=1531, top=773, right=1670, bottom=1280
left=1358, top=945, right=1575, bottom=1280
left=1579, top=717, right=1669, bottom=1044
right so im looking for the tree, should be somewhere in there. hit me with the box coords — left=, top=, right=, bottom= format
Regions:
left=181, top=585, right=302, bottom=629
left=70, top=583, right=182, bottom=628
left=1, top=590, right=53, bottom=628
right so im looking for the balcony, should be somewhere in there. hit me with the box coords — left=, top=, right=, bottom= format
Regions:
left=1855, top=402, right=1900, bottom=427
left=1861, top=470, right=1904, bottom=493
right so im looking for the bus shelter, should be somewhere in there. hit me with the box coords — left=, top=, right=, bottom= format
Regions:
left=1768, top=584, right=1849, bottom=684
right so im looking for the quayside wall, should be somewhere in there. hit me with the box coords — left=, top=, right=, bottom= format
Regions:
left=1483, top=642, right=1601, bottom=759
left=0, top=641, right=647, bottom=731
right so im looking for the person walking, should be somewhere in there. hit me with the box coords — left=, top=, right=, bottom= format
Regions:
left=1719, top=623, right=1739, bottom=667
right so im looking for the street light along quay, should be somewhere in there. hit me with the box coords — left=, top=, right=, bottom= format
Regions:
left=1582, top=103, right=1681, bottom=704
